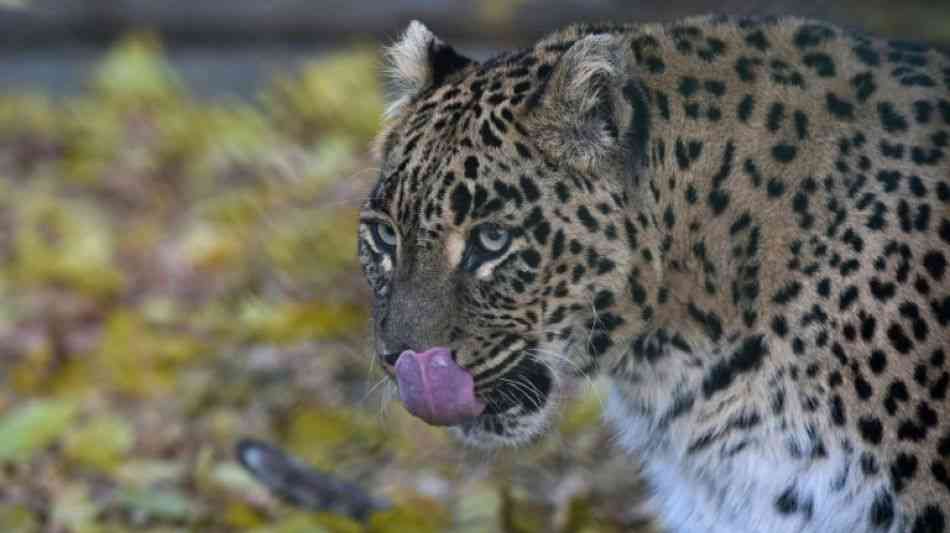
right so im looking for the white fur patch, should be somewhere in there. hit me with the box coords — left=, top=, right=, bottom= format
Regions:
left=606, top=384, right=897, bottom=533
left=475, top=259, right=499, bottom=280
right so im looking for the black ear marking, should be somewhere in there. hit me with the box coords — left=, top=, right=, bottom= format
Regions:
left=588, top=67, right=620, bottom=140
left=428, top=40, right=474, bottom=87
left=622, top=79, right=652, bottom=169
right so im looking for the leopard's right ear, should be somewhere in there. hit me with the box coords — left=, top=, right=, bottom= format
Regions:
left=383, top=21, right=474, bottom=119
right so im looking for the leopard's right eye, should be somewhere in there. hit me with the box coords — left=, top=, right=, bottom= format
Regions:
left=474, top=224, right=511, bottom=255
left=371, top=222, right=398, bottom=253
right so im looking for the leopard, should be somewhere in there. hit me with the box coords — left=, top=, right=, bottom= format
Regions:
left=357, top=14, right=950, bottom=533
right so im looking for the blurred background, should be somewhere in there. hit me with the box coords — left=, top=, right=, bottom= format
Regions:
left=0, top=1, right=947, bottom=532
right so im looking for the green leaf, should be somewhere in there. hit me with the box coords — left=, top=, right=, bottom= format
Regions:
left=249, top=513, right=332, bottom=533
left=115, top=460, right=185, bottom=488
left=0, top=503, right=38, bottom=533
left=0, top=399, right=78, bottom=462
left=453, top=481, right=501, bottom=533
left=113, top=486, right=199, bottom=522
left=91, top=32, right=183, bottom=104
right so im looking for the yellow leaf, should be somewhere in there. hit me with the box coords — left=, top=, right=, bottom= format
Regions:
left=13, top=193, right=125, bottom=298
left=249, top=512, right=332, bottom=533
left=285, top=406, right=381, bottom=470
left=239, top=299, right=367, bottom=344
left=222, top=501, right=269, bottom=529
left=262, top=48, right=383, bottom=144
left=63, top=414, right=135, bottom=474
left=91, top=311, right=205, bottom=397
left=367, top=497, right=449, bottom=533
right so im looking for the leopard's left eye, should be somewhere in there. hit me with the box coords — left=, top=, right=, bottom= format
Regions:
left=371, top=222, right=398, bottom=253
left=474, top=224, right=511, bottom=254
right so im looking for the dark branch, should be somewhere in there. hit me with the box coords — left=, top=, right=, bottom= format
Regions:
left=235, top=438, right=389, bottom=522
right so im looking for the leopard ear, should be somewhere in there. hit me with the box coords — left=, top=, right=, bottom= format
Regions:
left=529, top=34, right=633, bottom=175
left=383, top=21, right=474, bottom=118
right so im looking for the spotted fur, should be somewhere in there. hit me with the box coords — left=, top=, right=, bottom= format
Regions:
left=361, top=15, right=950, bottom=532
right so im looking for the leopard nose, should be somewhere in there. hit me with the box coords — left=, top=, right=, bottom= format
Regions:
left=380, top=351, right=402, bottom=370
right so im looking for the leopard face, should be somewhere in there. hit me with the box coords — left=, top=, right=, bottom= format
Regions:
left=359, top=141, right=566, bottom=447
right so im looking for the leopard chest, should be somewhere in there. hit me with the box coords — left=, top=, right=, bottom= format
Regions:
left=605, top=378, right=895, bottom=533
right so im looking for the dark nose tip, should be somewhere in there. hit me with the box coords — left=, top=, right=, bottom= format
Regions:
left=380, top=351, right=402, bottom=369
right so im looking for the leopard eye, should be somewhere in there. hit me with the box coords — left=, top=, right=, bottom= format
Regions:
left=371, top=222, right=398, bottom=252
left=474, top=224, right=511, bottom=254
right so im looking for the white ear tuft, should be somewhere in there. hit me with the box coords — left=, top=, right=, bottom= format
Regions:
left=385, top=21, right=436, bottom=101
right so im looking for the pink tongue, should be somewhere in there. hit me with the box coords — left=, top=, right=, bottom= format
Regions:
left=394, top=348, right=485, bottom=426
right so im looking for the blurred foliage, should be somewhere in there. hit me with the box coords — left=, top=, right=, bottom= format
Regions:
left=0, top=32, right=650, bottom=533
left=476, top=0, right=532, bottom=30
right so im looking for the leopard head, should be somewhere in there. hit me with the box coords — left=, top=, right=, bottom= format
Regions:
left=360, top=22, right=653, bottom=447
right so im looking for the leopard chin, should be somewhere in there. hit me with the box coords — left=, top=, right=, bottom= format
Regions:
left=450, top=395, right=561, bottom=449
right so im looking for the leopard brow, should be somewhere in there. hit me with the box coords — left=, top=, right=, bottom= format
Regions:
left=358, top=214, right=396, bottom=228
left=457, top=195, right=523, bottom=228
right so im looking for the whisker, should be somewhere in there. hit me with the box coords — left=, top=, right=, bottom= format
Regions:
left=499, top=376, right=541, bottom=410
left=358, top=375, right=390, bottom=407
left=523, top=343, right=604, bottom=411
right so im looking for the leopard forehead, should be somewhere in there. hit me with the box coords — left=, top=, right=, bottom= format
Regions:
left=369, top=50, right=561, bottom=232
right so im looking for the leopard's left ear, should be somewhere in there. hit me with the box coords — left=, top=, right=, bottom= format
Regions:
left=383, top=21, right=475, bottom=118
left=528, top=33, right=636, bottom=175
